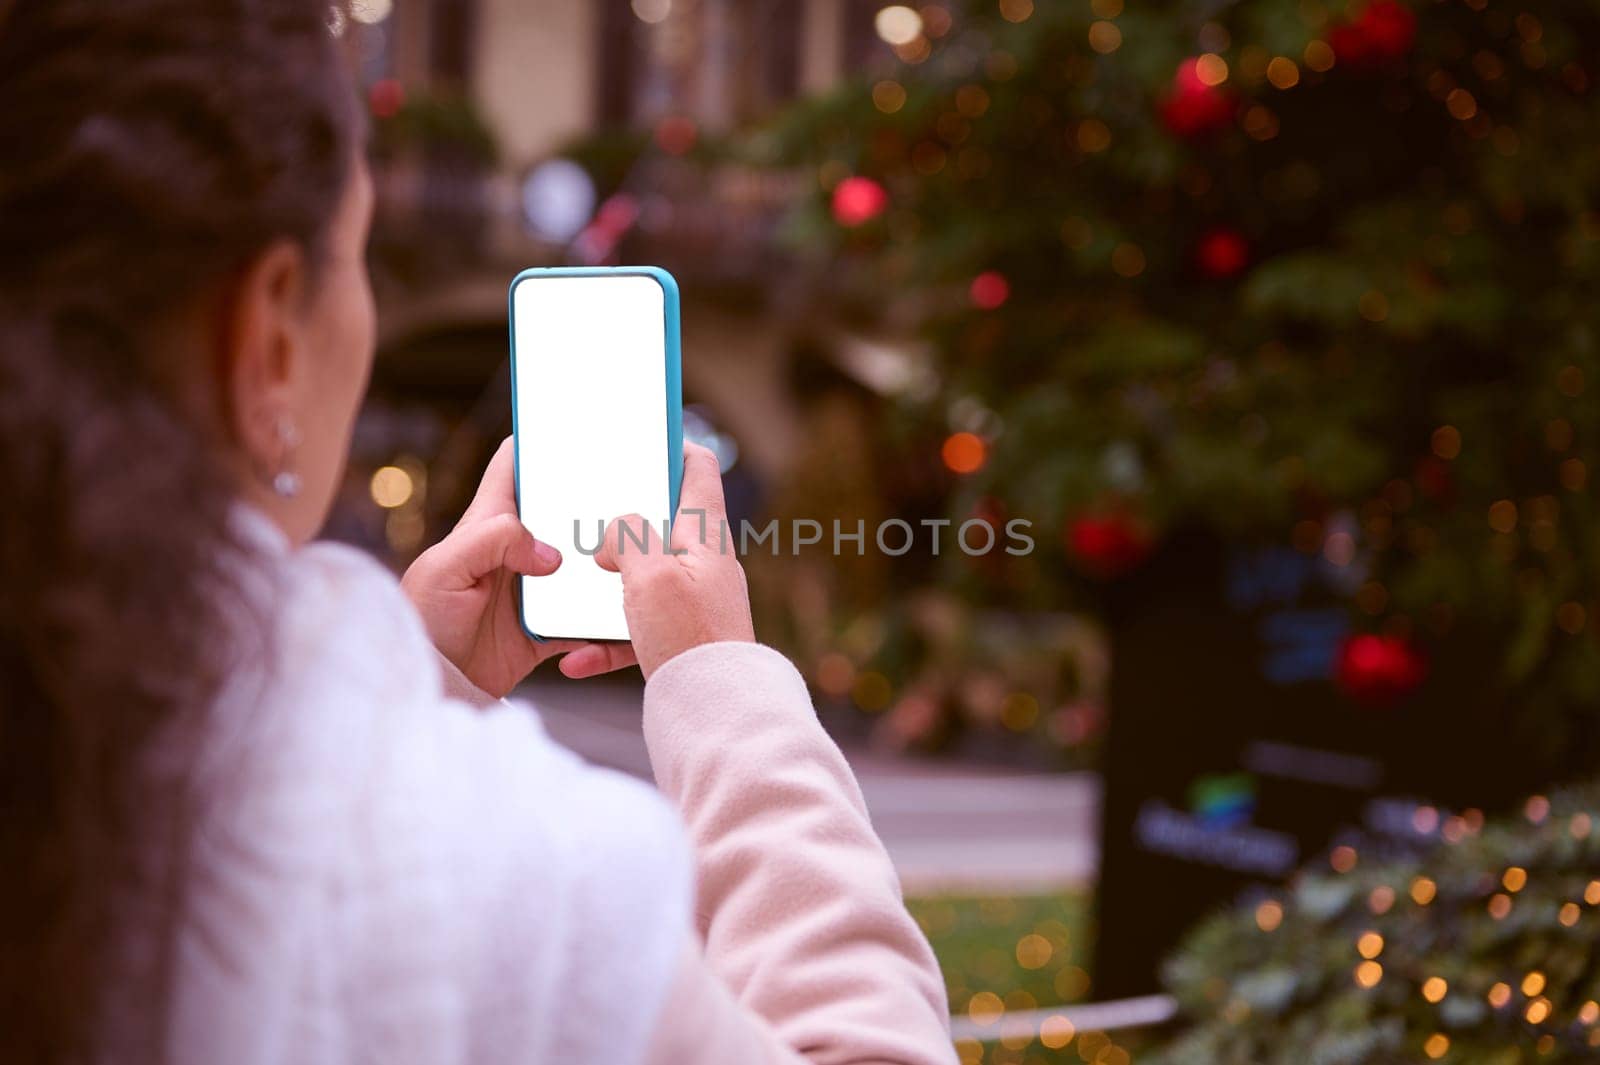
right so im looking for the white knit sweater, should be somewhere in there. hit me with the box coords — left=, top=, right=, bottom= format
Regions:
left=102, top=515, right=954, bottom=1064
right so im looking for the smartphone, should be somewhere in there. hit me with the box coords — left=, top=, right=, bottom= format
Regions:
left=508, top=266, right=683, bottom=642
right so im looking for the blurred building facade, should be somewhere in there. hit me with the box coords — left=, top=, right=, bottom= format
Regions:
left=361, top=0, right=881, bottom=163
left=337, top=0, right=892, bottom=557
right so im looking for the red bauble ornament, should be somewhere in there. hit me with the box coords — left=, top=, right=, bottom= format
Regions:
left=1335, top=634, right=1427, bottom=704
left=1160, top=59, right=1237, bottom=139
left=1067, top=513, right=1152, bottom=578
left=368, top=78, right=404, bottom=119
left=1195, top=228, right=1251, bottom=279
left=654, top=115, right=699, bottom=156
left=831, top=176, right=889, bottom=227
left=1330, top=1, right=1417, bottom=67
left=970, top=270, right=1011, bottom=310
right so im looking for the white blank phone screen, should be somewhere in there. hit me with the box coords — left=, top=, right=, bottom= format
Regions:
left=512, top=273, right=670, bottom=641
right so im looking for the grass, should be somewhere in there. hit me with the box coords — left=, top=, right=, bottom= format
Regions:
left=908, top=891, right=1155, bottom=1064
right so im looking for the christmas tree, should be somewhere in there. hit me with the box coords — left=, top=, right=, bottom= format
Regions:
left=1149, top=788, right=1600, bottom=1063
left=753, top=0, right=1599, bottom=764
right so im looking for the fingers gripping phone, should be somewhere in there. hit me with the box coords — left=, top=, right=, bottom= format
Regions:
left=508, top=267, right=684, bottom=642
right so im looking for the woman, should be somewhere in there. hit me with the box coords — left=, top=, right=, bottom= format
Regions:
left=0, top=2, right=955, bottom=1063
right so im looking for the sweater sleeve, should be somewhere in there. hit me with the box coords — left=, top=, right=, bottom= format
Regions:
left=639, top=642, right=956, bottom=1065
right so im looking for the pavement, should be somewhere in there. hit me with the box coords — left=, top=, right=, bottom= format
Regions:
left=519, top=672, right=1102, bottom=895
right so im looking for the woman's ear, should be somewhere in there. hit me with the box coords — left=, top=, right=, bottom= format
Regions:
left=217, top=238, right=312, bottom=479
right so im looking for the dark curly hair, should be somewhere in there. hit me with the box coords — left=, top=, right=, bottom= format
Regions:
left=0, top=1, right=359, bottom=1059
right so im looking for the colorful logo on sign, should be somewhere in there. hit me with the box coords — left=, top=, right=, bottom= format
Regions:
left=1189, top=773, right=1257, bottom=830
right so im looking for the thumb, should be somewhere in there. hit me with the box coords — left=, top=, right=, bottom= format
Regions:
left=593, top=513, right=667, bottom=576
left=433, top=514, right=561, bottom=589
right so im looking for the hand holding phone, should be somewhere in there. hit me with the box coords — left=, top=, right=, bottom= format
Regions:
left=401, top=437, right=639, bottom=695
left=587, top=442, right=755, bottom=679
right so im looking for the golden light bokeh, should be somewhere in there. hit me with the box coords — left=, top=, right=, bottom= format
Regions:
left=1111, top=242, right=1146, bottom=278
left=998, top=0, right=1034, bottom=23
left=872, top=80, right=907, bottom=113
left=1431, top=425, right=1462, bottom=460
left=1014, top=932, right=1053, bottom=970
left=966, top=990, right=1004, bottom=1027
left=1195, top=53, right=1229, bottom=86
left=1446, top=88, right=1478, bottom=120
left=1076, top=119, right=1113, bottom=153
left=1088, top=21, right=1122, bottom=54
left=1039, top=1014, right=1075, bottom=1049
left=1304, top=40, right=1335, bottom=72
left=369, top=465, right=415, bottom=509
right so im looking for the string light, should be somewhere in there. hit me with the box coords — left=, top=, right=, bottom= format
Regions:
left=1304, top=40, right=1336, bottom=71
left=1039, top=1014, right=1075, bottom=1049
left=1431, top=426, right=1462, bottom=459
left=1266, top=56, right=1300, bottom=89
left=1422, top=977, right=1448, bottom=1003
left=369, top=465, right=415, bottom=509
left=1369, top=886, right=1396, bottom=914
left=874, top=5, right=922, bottom=46
left=966, top=991, right=1003, bottom=1027
left=872, top=80, right=907, bottom=113
left=1015, top=933, right=1052, bottom=969
left=1194, top=53, right=1229, bottom=85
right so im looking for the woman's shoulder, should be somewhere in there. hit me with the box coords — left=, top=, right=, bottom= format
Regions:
left=257, top=538, right=688, bottom=869
left=188, top=536, right=692, bottom=1060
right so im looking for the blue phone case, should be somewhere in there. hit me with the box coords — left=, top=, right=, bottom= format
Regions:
left=506, top=265, right=685, bottom=643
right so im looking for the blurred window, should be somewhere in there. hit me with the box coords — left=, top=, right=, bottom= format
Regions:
left=430, top=0, right=478, bottom=86
left=598, top=0, right=640, bottom=126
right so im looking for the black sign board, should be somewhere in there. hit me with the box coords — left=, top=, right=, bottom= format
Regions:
left=1093, top=528, right=1529, bottom=1001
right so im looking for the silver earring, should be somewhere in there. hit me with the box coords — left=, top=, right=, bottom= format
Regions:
left=271, top=417, right=303, bottom=499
